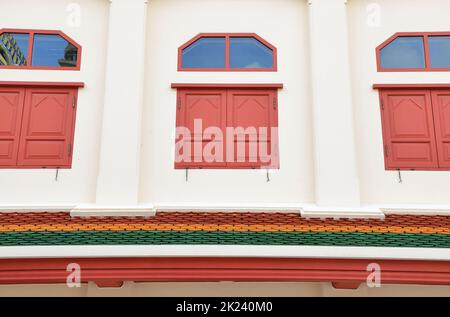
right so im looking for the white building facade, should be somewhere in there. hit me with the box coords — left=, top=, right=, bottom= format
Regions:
left=1, top=0, right=450, bottom=296
left=2, top=0, right=450, bottom=214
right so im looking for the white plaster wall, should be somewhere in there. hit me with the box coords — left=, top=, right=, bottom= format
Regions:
left=0, top=0, right=108, bottom=204
left=140, top=0, right=314, bottom=205
left=348, top=0, right=450, bottom=205
left=3, top=0, right=450, bottom=208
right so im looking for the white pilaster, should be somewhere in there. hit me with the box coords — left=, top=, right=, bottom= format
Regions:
left=95, top=0, right=148, bottom=205
left=308, top=0, right=361, bottom=207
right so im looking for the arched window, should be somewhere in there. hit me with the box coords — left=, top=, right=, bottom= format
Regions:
left=178, top=33, right=277, bottom=71
left=376, top=32, right=450, bottom=71
left=0, top=29, right=81, bottom=70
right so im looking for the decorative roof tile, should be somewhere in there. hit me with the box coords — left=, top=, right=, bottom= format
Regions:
left=0, top=212, right=448, bottom=248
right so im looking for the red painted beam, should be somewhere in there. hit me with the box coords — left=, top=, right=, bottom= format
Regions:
left=331, top=281, right=361, bottom=290
left=171, top=83, right=283, bottom=89
left=373, top=83, right=450, bottom=89
left=0, top=257, right=449, bottom=287
left=0, top=81, right=85, bottom=88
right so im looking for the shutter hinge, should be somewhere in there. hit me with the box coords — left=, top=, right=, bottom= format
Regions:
left=273, top=97, right=277, bottom=110
left=72, top=96, right=76, bottom=109
left=381, top=97, right=384, bottom=110
left=384, top=144, right=389, bottom=157
left=68, top=143, right=72, bottom=157
left=177, top=96, right=182, bottom=109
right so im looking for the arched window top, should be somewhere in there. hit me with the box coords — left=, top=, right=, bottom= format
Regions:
left=178, top=33, right=277, bottom=71
left=0, top=29, right=81, bottom=70
left=377, top=32, right=450, bottom=71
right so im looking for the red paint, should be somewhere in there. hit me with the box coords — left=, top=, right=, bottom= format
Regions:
left=374, top=84, right=450, bottom=89
left=178, top=33, right=277, bottom=72
left=376, top=32, right=450, bottom=72
left=0, top=29, right=82, bottom=71
left=0, top=257, right=449, bottom=287
left=0, top=82, right=81, bottom=169
left=331, top=281, right=361, bottom=290
left=175, top=87, right=279, bottom=169
left=378, top=88, right=450, bottom=170
left=226, top=89, right=279, bottom=168
left=0, top=88, right=25, bottom=166
left=95, top=281, right=125, bottom=288
left=175, top=89, right=227, bottom=169
left=172, top=83, right=283, bottom=89
left=380, top=90, right=439, bottom=170
left=0, top=81, right=84, bottom=88
left=17, top=88, right=77, bottom=167
left=431, top=90, right=450, bottom=168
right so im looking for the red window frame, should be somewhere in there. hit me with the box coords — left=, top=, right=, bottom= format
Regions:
left=0, top=81, right=84, bottom=169
left=0, top=29, right=82, bottom=71
left=374, top=84, right=450, bottom=171
left=172, top=83, right=282, bottom=169
left=376, top=32, right=450, bottom=72
left=178, top=33, right=277, bottom=72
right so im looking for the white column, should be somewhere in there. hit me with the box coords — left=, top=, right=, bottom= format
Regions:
left=308, top=0, right=360, bottom=207
left=95, top=0, right=148, bottom=205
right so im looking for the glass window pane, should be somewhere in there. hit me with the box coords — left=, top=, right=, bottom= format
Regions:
left=229, top=37, right=273, bottom=69
left=182, top=37, right=226, bottom=68
left=32, top=34, right=78, bottom=67
left=0, top=33, right=29, bottom=66
left=429, top=36, right=450, bottom=68
left=380, top=36, right=425, bottom=69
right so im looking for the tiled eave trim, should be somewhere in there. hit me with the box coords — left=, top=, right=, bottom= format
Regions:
left=0, top=212, right=448, bottom=249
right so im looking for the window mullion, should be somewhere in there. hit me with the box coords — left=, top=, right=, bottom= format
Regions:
left=27, top=32, right=34, bottom=67
left=225, top=35, right=230, bottom=69
left=424, top=34, right=431, bottom=70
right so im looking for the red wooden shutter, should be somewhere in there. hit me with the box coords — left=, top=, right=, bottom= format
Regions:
left=226, top=89, right=279, bottom=168
left=175, top=89, right=227, bottom=168
left=17, top=88, right=77, bottom=167
left=0, top=88, right=25, bottom=166
left=431, top=90, right=450, bottom=168
left=380, top=90, right=438, bottom=169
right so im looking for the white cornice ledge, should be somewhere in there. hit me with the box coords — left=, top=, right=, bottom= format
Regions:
left=301, top=206, right=384, bottom=219
left=70, top=204, right=156, bottom=218
left=308, top=0, right=348, bottom=4
left=108, top=0, right=148, bottom=3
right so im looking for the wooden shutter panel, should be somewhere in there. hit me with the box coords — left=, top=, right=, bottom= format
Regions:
left=226, top=89, right=279, bottom=168
left=175, top=89, right=226, bottom=168
left=431, top=90, right=450, bottom=168
left=17, top=88, right=77, bottom=167
left=0, top=88, right=25, bottom=166
left=380, top=89, right=438, bottom=169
